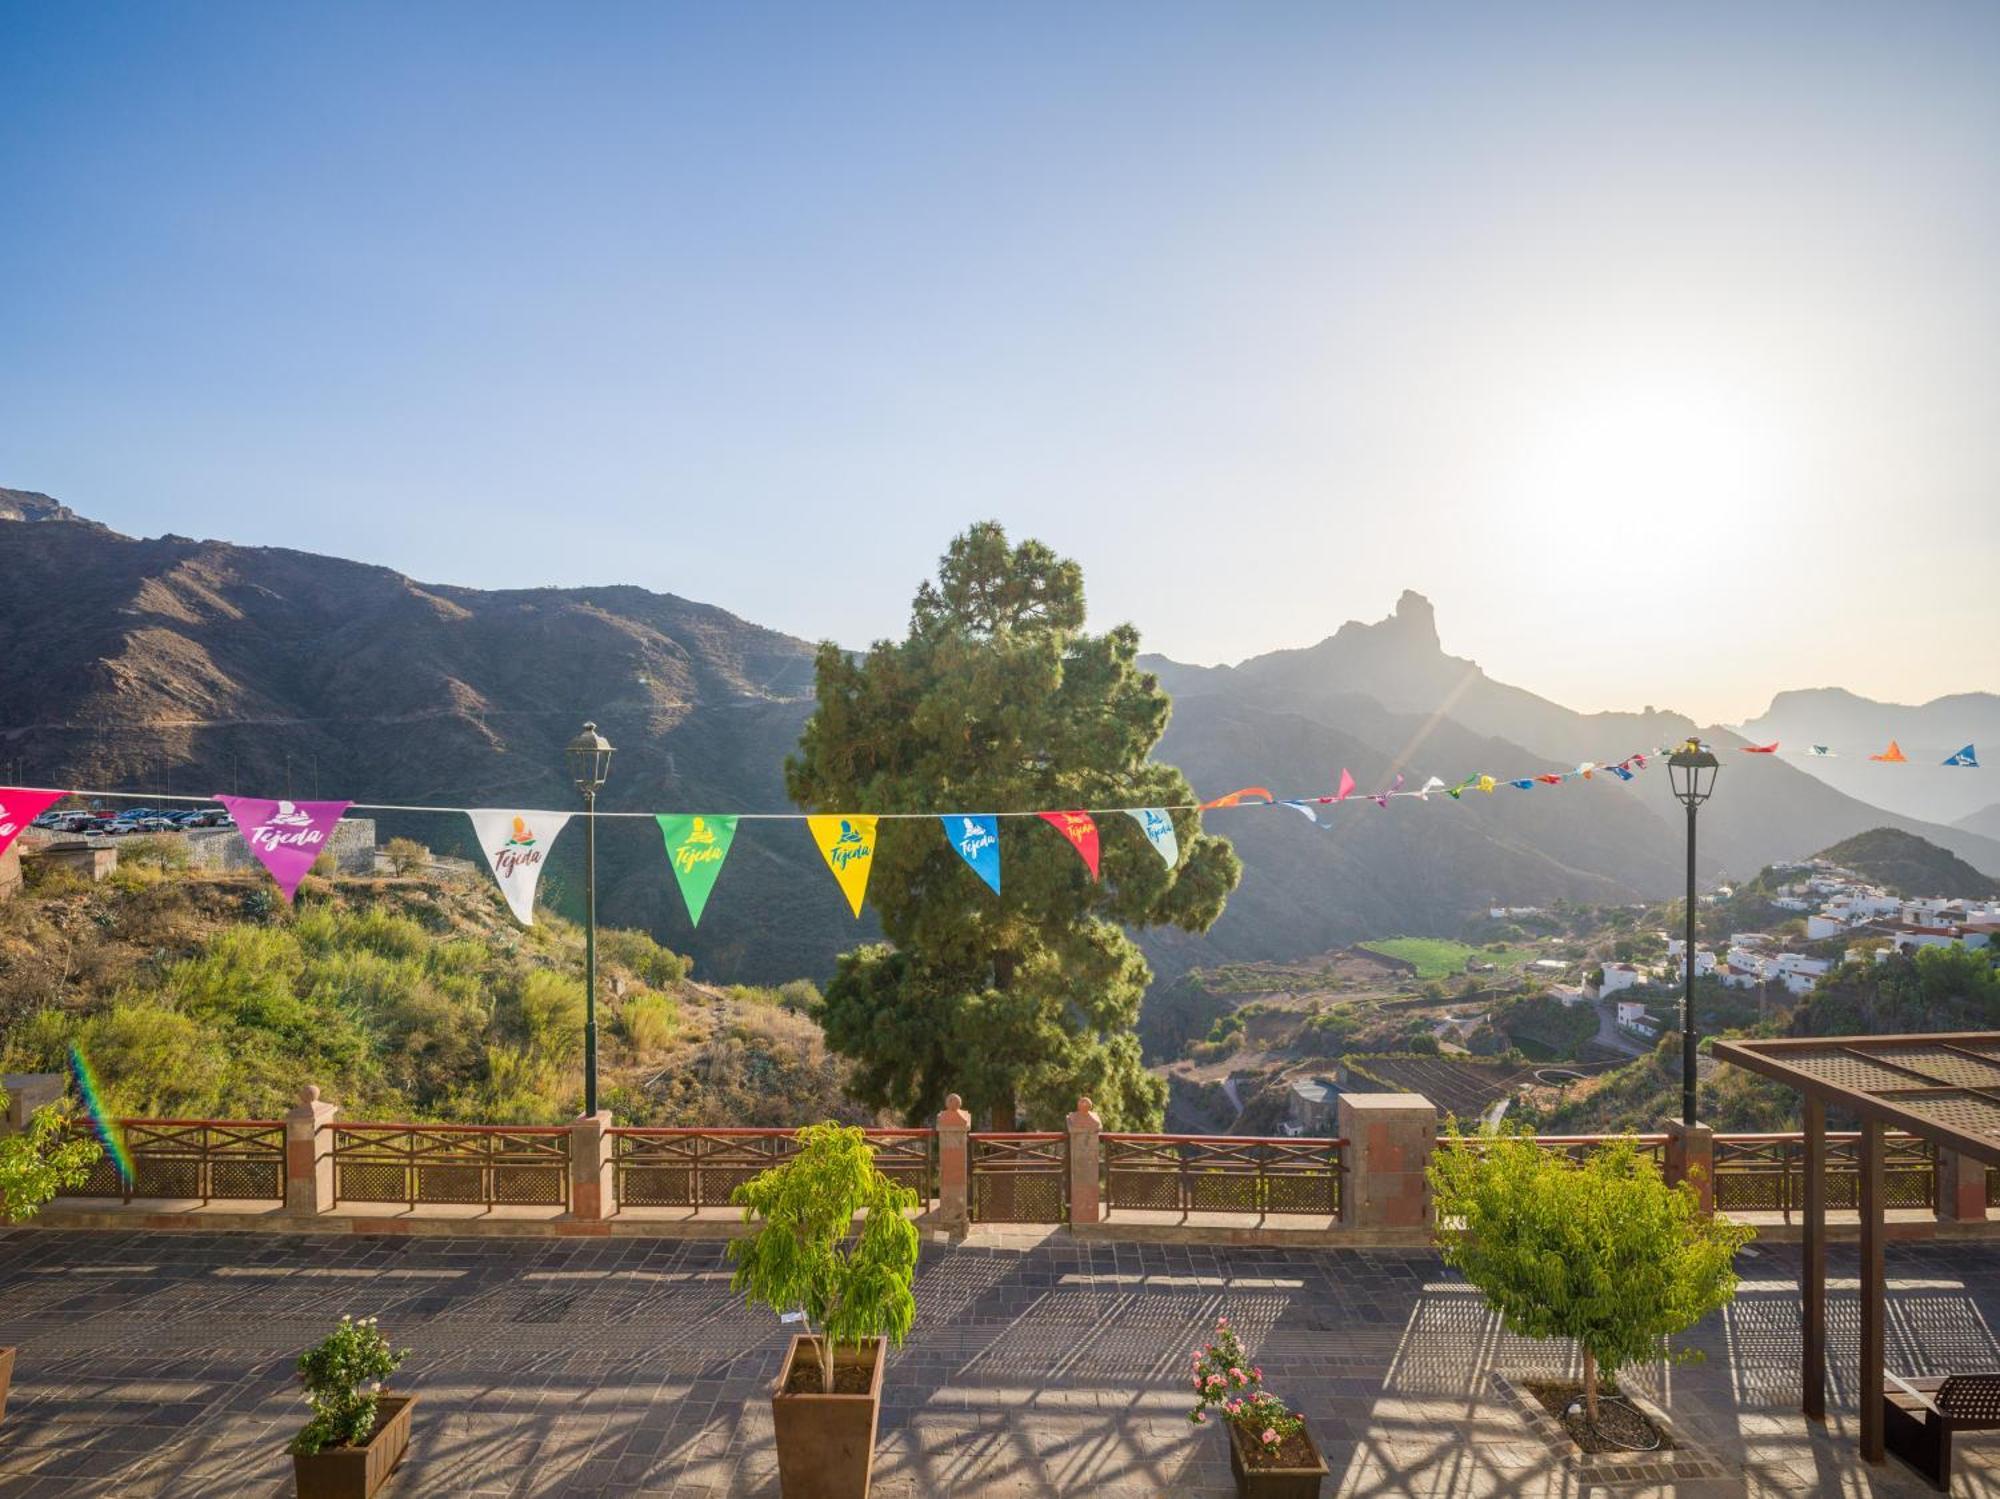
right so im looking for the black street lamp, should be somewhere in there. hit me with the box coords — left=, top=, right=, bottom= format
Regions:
left=565, top=721, right=616, bottom=1116
left=1667, top=739, right=1720, bottom=1128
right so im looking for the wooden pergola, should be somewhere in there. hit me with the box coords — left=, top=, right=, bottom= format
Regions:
left=1712, top=1032, right=2000, bottom=1464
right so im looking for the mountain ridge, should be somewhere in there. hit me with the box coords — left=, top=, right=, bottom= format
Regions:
left=4, top=491, right=1994, bottom=987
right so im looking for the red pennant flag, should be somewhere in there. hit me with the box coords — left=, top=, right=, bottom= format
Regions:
left=0, top=789, right=65, bottom=861
left=1038, top=810, right=1100, bottom=879
left=1741, top=742, right=1778, bottom=754
left=1535, top=774, right=1564, bottom=785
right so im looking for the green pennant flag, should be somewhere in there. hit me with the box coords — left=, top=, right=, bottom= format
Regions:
left=656, top=814, right=738, bottom=927
left=1447, top=774, right=1480, bottom=801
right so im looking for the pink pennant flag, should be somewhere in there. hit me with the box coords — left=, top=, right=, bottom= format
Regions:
left=1335, top=768, right=1356, bottom=803
left=1372, top=773, right=1404, bottom=809
left=0, top=789, right=64, bottom=861
left=213, top=795, right=352, bottom=902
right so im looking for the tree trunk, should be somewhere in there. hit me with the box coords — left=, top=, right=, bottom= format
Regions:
left=1582, top=1346, right=1598, bottom=1426
left=806, top=1318, right=832, bottom=1394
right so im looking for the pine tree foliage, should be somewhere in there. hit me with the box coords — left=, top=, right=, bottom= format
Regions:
left=786, top=524, right=1241, bottom=1129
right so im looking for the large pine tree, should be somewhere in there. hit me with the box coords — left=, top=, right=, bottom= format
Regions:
left=786, top=523, right=1240, bottom=1129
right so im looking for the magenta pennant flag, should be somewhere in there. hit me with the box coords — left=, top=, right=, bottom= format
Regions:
left=1372, top=773, right=1404, bottom=809
left=213, top=795, right=352, bottom=902
left=0, top=789, right=64, bottom=860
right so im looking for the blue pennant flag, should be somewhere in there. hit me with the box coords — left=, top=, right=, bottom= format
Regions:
left=1605, top=765, right=1635, bottom=781
left=1509, top=778, right=1535, bottom=790
left=1123, top=808, right=1180, bottom=867
left=1944, top=744, right=1979, bottom=768
left=942, top=814, right=1002, bottom=894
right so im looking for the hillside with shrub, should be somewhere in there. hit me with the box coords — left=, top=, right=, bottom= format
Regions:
left=0, top=855, right=865, bottom=1128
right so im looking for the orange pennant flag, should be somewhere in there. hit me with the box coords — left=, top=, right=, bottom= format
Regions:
left=1198, top=787, right=1274, bottom=811
left=1869, top=740, right=1908, bottom=763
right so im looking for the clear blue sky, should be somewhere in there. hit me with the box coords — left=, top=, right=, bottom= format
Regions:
left=4, top=2, right=1997, bottom=722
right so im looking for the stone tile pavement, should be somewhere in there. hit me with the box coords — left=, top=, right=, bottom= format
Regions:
left=1, top=1227, right=1997, bottom=1497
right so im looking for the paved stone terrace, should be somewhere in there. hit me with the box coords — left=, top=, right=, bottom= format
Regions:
left=1, top=1227, right=1996, bottom=1497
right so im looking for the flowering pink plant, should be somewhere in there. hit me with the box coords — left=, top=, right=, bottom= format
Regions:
left=1184, top=1317, right=1305, bottom=1447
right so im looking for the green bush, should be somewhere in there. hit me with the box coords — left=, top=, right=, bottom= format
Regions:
left=1429, top=1128, right=1752, bottom=1423
left=290, top=1315, right=409, bottom=1457
left=0, top=1083, right=102, bottom=1223
left=618, top=991, right=680, bottom=1056
left=727, top=1122, right=919, bottom=1394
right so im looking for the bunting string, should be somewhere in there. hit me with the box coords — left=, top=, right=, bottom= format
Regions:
left=0, top=730, right=1975, bottom=927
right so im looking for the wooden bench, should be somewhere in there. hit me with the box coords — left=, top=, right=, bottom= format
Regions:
left=1884, top=1372, right=2000, bottom=1490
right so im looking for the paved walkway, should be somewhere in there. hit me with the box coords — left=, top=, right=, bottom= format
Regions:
left=1, top=1227, right=1996, bottom=1497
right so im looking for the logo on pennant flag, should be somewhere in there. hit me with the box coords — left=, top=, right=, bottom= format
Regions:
left=657, top=814, right=738, bottom=926
left=942, top=814, right=1002, bottom=894
left=0, top=789, right=64, bottom=861
left=213, top=795, right=352, bottom=903
left=809, top=815, right=878, bottom=917
left=1944, top=745, right=1979, bottom=768
left=1038, top=810, right=1100, bottom=879
left=1124, top=808, right=1179, bottom=867
left=1809, top=745, right=1834, bottom=757
left=466, top=809, right=572, bottom=924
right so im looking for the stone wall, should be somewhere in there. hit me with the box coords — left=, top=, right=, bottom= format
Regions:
left=184, top=818, right=376, bottom=876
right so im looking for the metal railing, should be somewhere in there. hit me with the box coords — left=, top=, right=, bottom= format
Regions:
left=57, top=1119, right=286, bottom=1204
left=1102, top=1133, right=1344, bottom=1218
left=328, top=1123, right=571, bottom=1210
left=969, top=1132, right=1068, bottom=1223
left=1712, top=1131, right=1937, bottom=1218
left=608, top=1127, right=935, bottom=1210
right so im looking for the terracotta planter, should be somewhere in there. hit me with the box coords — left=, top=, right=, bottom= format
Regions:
left=772, top=1335, right=884, bottom=1499
left=0, top=1345, right=14, bottom=1428
left=292, top=1393, right=417, bottom=1499
left=1225, top=1417, right=1329, bottom=1499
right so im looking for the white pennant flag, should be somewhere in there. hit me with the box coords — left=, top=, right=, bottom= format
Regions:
left=1123, top=807, right=1180, bottom=867
left=467, top=809, right=573, bottom=924
left=1417, top=776, right=1446, bottom=801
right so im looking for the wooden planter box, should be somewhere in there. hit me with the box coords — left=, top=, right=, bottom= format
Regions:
left=0, top=1346, right=14, bottom=1428
left=292, top=1393, right=417, bottom=1499
left=1226, top=1417, right=1329, bottom=1499
left=772, top=1336, right=884, bottom=1499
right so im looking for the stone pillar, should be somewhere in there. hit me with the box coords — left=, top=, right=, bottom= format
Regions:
left=1664, top=1118, right=1715, bottom=1215
left=1067, top=1096, right=1103, bottom=1226
left=1, top=1073, right=66, bottom=1133
left=284, top=1085, right=338, bottom=1216
left=1337, top=1092, right=1436, bottom=1230
left=570, top=1110, right=615, bottom=1220
left=1936, top=1148, right=1988, bottom=1223
left=936, top=1094, right=972, bottom=1235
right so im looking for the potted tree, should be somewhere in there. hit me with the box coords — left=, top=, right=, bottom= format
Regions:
left=1188, top=1317, right=1328, bottom=1497
left=1428, top=1128, right=1751, bottom=1448
left=289, top=1315, right=415, bottom=1499
left=729, top=1122, right=919, bottom=1499
left=0, top=1080, right=102, bottom=1427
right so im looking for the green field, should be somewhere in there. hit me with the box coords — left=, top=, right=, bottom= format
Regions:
left=1359, top=937, right=1541, bottom=982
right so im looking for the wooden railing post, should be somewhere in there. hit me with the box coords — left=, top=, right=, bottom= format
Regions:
left=284, top=1086, right=338, bottom=1217
left=937, top=1094, right=971, bottom=1235
left=1066, top=1096, right=1102, bottom=1226
left=570, top=1111, right=613, bottom=1221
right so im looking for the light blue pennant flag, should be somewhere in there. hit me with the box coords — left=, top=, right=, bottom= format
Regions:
left=1944, top=744, right=1979, bottom=767
left=1282, top=799, right=1319, bottom=825
left=1123, top=807, right=1180, bottom=867
left=942, top=814, right=1002, bottom=894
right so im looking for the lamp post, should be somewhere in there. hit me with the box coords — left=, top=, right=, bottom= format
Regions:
left=1667, top=740, right=1720, bottom=1128
left=565, top=721, right=615, bottom=1116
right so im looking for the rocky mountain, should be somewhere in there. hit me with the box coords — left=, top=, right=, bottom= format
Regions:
left=0, top=487, right=107, bottom=529
left=5, top=495, right=1995, bottom=987
left=1738, top=686, right=1999, bottom=826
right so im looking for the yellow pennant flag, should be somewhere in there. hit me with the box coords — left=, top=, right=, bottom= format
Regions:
left=808, top=815, right=879, bottom=917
